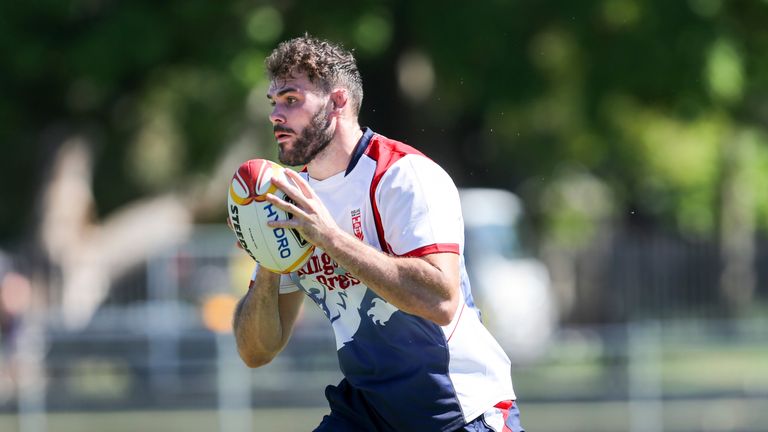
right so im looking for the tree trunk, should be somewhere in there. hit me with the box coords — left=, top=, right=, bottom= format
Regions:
left=718, top=130, right=757, bottom=313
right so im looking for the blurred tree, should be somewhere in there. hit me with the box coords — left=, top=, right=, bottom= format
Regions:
left=1, top=0, right=767, bottom=318
left=0, top=0, right=274, bottom=244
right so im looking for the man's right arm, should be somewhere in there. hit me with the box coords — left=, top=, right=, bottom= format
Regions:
left=233, top=266, right=304, bottom=368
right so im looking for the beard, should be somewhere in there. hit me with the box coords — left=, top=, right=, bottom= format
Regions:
left=276, top=108, right=334, bottom=166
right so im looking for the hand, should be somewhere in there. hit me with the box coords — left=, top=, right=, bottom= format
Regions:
left=266, top=169, right=341, bottom=250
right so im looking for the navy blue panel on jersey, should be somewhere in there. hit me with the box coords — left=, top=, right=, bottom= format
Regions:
left=334, top=290, right=465, bottom=431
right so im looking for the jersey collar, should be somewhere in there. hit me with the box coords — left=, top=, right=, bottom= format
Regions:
left=345, top=127, right=374, bottom=176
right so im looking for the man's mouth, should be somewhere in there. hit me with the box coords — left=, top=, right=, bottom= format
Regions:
left=274, top=126, right=295, bottom=143
left=275, top=131, right=293, bottom=143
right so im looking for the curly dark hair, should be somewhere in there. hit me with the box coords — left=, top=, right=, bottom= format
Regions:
left=266, top=35, right=363, bottom=115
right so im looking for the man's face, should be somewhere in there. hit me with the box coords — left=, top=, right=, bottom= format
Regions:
left=267, top=75, right=334, bottom=166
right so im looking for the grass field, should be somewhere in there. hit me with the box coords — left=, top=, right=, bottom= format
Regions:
left=1, top=398, right=767, bottom=432
left=7, top=319, right=765, bottom=431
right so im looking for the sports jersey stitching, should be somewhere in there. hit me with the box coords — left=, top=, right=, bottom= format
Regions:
left=366, top=135, right=387, bottom=252
left=370, top=178, right=389, bottom=253
left=445, top=302, right=466, bottom=342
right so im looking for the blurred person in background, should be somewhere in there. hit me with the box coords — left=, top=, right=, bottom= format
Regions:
left=0, top=254, right=32, bottom=401
left=232, top=35, right=525, bottom=432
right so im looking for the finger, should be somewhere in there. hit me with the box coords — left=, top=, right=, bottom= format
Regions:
left=262, top=202, right=301, bottom=230
left=283, top=169, right=315, bottom=200
left=266, top=218, right=298, bottom=230
left=265, top=192, right=306, bottom=218
left=271, top=172, right=305, bottom=205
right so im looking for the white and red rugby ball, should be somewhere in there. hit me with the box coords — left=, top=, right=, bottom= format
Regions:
left=227, top=159, right=315, bottom=273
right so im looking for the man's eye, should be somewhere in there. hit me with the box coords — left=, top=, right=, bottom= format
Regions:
left=287, top=97, right=297, bottom=104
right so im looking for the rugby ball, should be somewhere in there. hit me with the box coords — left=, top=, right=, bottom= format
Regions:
left=227, top=159, right=315, bottom=273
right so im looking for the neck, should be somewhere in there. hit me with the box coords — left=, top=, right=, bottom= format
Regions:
left=306, top=120, right=363, bottom=181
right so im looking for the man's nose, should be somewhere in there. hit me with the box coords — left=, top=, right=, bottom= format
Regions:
left=269, top=106, right=285, bottom=125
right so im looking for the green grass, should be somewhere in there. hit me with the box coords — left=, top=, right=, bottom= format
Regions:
left=511, top=326, right=768, bottom=400
left=2, top=398, right=767, bottom=432
left=661, top=345, right=768, bottom=393
left=5, top=320, right=766, bottom=431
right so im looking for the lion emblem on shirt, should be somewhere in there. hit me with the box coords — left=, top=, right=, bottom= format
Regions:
left=367, top=297, right=398, bottom=326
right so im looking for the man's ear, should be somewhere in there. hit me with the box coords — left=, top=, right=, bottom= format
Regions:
left=330, top=89, right=348, bottom=112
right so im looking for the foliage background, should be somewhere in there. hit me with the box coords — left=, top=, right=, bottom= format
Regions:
left=1, top=3, right=767, bottom=431
left=1, top=0, right=768, bottom=317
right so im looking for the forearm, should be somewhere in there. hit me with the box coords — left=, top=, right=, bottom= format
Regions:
left=266, top=169, right=460, bottom=325
left=319, top=229, right=459, bottom=325
left=232, top=268, right=288, bottom=367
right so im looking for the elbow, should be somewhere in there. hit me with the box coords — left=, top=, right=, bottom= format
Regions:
left=432, top=316, right=452, bottom=327
left=431, top=311, right=453, bottom=327
left=430, top=297, right=460, bottom=326
left=238, top=349, right=276, bottom=369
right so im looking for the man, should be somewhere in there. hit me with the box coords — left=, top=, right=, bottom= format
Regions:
left=233, top=35, right=525, bottom=432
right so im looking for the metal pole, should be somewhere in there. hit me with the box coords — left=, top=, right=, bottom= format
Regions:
left=17, top=313, right=47, bottom=432
left=216, top=332, right=252, bottom=432
left=628, top=320, right=663, bottom=432
left=147, top=250, right=181, bottom=397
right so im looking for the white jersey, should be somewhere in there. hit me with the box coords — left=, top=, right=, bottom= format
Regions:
left=260, top=128, right=515, bottom=431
